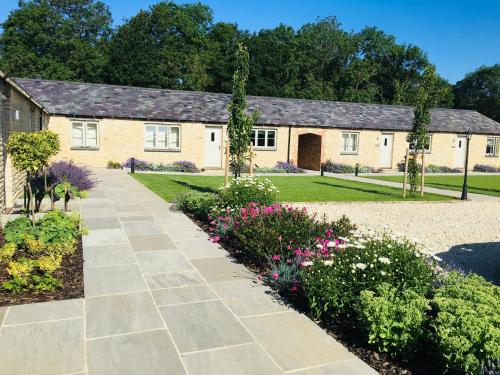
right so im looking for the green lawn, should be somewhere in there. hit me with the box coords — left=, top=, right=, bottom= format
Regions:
left=132, top=174, right=453, bottom=202
left=367, top=175, right=500, bottom=197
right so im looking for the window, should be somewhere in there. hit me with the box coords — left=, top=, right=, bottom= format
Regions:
left=71, top=121, right=98, bottom=149
left=486, top=137, right=499, bottom=156
left=341, top=132, right=359, bottom=154
left=409, top=134, right=432, bottom=153
left=251, top=129, right=276, bottom=149
left=144, top=124, right=181, bottom=150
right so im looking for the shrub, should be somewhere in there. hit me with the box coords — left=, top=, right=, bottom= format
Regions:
left=425, top=164, right=461, bottom=173
left=218, top=176, right=279, bottom=209
left=356, top=283, right=430, bottom=359
left=473, top=164, right=500, bottom=173
left=107, top=161, right=122, bottom=169
left=274, top=161, right=304, bottom=173
left=213, top=202, right=354, bottom=264
left=301, top=233, right=435, bottom=320
left=122, top=158, right=199, bottom=172
left=1, top=211, right=83, bottom=293
left=173, top=191, right=218, bottom=220
left=431, top=272, right=500, bottom=375
left=50, top=161, right=96, bottom=191
left=323, top=160, right=375, bottom=173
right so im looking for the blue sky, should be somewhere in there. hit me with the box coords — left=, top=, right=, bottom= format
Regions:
left=1, top=0, right=499, bottom=83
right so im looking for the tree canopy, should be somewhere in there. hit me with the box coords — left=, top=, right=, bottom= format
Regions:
left=453, top=64, right=500, bottom=122
left=1, top=0, right=497, bottom=117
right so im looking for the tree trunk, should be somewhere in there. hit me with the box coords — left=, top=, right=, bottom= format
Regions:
left=64, top=185, right=69, bottom=212
left=26, top=174, right=35, bottom=226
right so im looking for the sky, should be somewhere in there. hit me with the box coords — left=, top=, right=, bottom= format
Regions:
left=1, top=0, right=499, bottom=83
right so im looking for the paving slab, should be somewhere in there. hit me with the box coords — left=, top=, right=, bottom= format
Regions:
left=83, top=216, right=121, bottom=230
left=292, top=360, right=378, bottom=374
left=83, top=228, right=128, bottom=247
left=86, top=292, right=163, bottom=338
left=119, top=214, right=155, bottom=222
left=4, top=299, right=83, bottom=325
left=0, top=306, right=8, bottom=326
left=113, top=204, right=146, bottom=212
left=87, top=329, right=186, bottom=375
left=175, top=239, right=228, bottom=259
left=152, top=285, right=217, bottom=306
left=182, top=343, right=282, bottom=375
left=145, top=271, right=205, bottom=290
left=0, top=319, right=84, bottom=375
left=84, top=264, right=147, bottom=297
left=136, top=250, right=193, bottom=275
left=83, top=243, right=136, bottom=268
left=191, top=257, right=254, bottom=283
left=242, top=311, right=355, bottom=371
left=160, top=300, right=253, bottom=352
left=211, top=279, right=289, bottom=317
left=128, top=233, right=177, bottom=251
left=122, top=220, right=163, bottom=235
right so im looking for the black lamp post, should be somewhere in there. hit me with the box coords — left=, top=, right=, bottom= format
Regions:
left=460, top=128, right=472, bottom=200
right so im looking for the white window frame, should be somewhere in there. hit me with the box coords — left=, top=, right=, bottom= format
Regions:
left=409, top=134, right=432, bottom=153
left=144, top=124, right=181, bottom=151
left=251, top=128, right=277, bottom=150
left=71, top=121, right=99, bottom=149
left=341, top=132, right=359, bottom=155
left=485, top=137, right=499, bottom=157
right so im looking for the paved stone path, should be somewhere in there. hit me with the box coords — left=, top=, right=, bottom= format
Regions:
left=327, top=173, right=500, bottom=201
left=0, top=169, right=376, bottom=375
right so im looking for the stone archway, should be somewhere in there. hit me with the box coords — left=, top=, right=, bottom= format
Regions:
left=297, top=133, right=322, bottom=171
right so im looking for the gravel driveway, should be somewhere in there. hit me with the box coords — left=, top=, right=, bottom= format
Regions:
left=302, top=201, right=500, bottom=285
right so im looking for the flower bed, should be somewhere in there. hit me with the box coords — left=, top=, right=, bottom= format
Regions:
left=397, top=162, right=462, bottom=173
left=0, top=211, right=85, bottom=306
left=174, top=177, right=499, bottom=375
left=473, top=164, right=500, bottom=173
left=323, top=160, right=377, bottom=173
left=231, top=161, right=305, bottom=174
left=122, top=158, right=199, bottom=173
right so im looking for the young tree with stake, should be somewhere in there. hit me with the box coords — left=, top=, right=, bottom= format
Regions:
left=227, top=44, right=260, bottom=178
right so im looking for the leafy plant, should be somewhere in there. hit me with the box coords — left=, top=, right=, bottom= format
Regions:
left=301, top=234, right=435, bottom=320
left=107, top=161, right=122, bottom=169
left=173, top=191, right=218, bottom=220
left=473, top=164, right=500, bottom=173
left=430, top=272, right=500, bottom=375
left=356, top=283, right=430, bottom=359
left=218, top=176, right=279, bottom=209
left=50, top=161, right=95, bottom=211
left=6, top=130, right=60, bottom=221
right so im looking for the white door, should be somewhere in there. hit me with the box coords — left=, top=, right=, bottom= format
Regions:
left=454, top=136, right=467, bottom=168
left=379, top=133, right=394, bottom=168
left=204, top=127, right=222, bottom=168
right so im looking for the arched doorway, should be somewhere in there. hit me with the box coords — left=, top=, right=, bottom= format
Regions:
left=297, top=133, right=322, bottom=170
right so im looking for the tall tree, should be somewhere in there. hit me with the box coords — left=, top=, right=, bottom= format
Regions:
left=105, top=2, right=212, bottom=90
left=247, top=24, right=299, bottom=98
left=454, top=64, right=500, bottom=122
left=0, top=0, right=112, bottom=82
left=227, top=44, right=260, bottom=177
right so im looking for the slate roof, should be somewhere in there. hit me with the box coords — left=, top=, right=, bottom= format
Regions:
left=12, top=77, right=500, bottom=135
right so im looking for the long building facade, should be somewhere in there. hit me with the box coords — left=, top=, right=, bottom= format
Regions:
left=8, top=77, right=500, bottom=172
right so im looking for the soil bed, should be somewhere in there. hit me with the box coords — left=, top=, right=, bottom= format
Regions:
left=189, top=213, right=443, bottom=375
left=0, top=237, right=84, bottom=307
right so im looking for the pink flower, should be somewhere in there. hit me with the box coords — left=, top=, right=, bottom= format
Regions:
left=326, top=229, right=333, bottom=238
left=272, top=255, right=281, bottom=261
left=272, top=272, right=279, bottom=280
left=210, top=235, right=220, bottom=243
left=277, top=235, right=282, bottom=241
left=286, top=258, right=292, bottom=264
left=257, top=274, right=263, bottom=281
left=290, top=285, right=298, bottom=293
left=294, top=249, right=303, bottom=256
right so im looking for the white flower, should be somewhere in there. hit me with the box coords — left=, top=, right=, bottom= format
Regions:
left=381, top=271, right=386, bottom=276
left=378, top=257, right=391, bottom=264
left=354, top=263, right=367, bottom=270
left=327, top=241, right=336, bottom=248
left=338, top=237, right=350, bottom=242
left=302, top=261, right=313, bottom=266
left=323, top=260, right=333, bottom=266
left=432, top=255, right=442, bottom=262
left=355, top=244, right=366, bottom=249
left=316, top=243, right=324, bottom=249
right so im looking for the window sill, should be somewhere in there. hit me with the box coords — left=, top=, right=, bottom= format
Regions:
left=144, top=148, right=181, bottom=152
left=71, top=147, right=100, bottom=151
left=485, top=155, right=498, bottom=158
left=253, top=147, right=277, bottom=151
left=340, top=152, right=359, bottom=155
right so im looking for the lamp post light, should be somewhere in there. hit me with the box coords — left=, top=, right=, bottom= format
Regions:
left=460, top=128, right=472, bottom=200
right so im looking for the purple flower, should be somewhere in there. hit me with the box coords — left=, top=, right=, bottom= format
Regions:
left=274, top=161, right=304, bottom=173
left=49, top=161, right=96, bottom=191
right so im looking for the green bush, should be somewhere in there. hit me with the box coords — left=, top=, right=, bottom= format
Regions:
left=218, top=176, right=279, bottom=208
left=228, top=204, right=355, bottom=264
left=356, top=283, right=430, bottom=359
left=301, top=235, right=435, bottom=320
left=431, top=272, right=500, bottom=375
left=1, top=211, right=83, bottom=293
left=174, top=191, right=218, bottom=220
left=107, top=160, right=122, bottom=169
